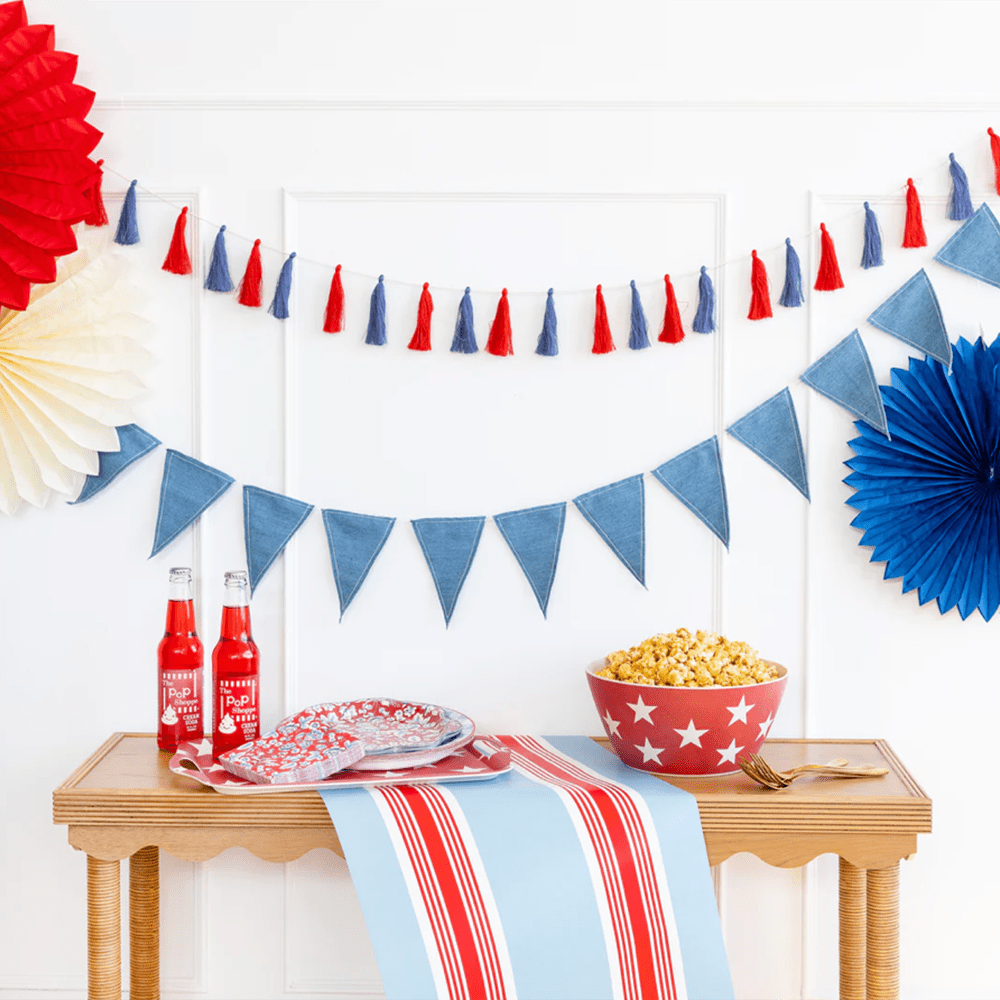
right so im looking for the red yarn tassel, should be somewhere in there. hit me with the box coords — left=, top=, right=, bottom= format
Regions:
left=408, top=282, right=434, bottom=351
left=658, top=274, right=685, bottom=343
left=161, top=206, right=192, bottom=275
left=485, top=288, right=514, bottom=356
left=592, top=284, right=615, bottom=353
left=237, top=239, right=263, bottom=307
left=989, top=129, right=1000, bottom=196
left=814, top=223, right=845, bottom=291
left=747, top=250, right=772, bottom=320
left=903, top=178, right=927, bottom=248
left=83, top=158, right=108, bottom=227
left=323, top=264, right=345, bottom=332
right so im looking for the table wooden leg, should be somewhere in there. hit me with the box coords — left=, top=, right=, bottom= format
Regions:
left=866, top=863, right=900, bottom=1000
left=839, top=857, right=866, bottom=1000
left=129, top=846, right=160, bottom=1000
left=86, top=855, right=121, bottom=1000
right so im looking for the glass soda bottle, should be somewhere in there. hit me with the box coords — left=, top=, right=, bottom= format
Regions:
left=157, top=567, right=204, bottom=751
left=212, top=570, right=260, bottom=756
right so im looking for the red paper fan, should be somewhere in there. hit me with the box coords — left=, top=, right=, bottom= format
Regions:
left=0, top=1, right=101, bottom=310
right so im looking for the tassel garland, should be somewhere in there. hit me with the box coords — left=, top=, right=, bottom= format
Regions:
left=204, top=225, right=233, bottom=292
left=408, top=282, right=434, bottom=351
left=691, top=266, right=715, bottom=334
left=451, top=287, right=478, bottom=353
left=83, top=159, right=108, bottom=227
left=813, top=223, right=844, bottom=291
left=323, top=264, right=345, bottom=332
left=237, top=239, right=263, bottom=307
left=486, top=288, right=514, bottom=356
left=903, top=178, right=927, bottom=248
left=268, top=252, right=296, bottom=320
left=592, top=284, right=615, bottom=353
left=536, top=288, right=558, bottom=356
left=748, top=250, right=772, bottom=320
left=989, top=128, right=1000, bottom=196
left=628, top=280, right=650, bottom=350
left=778, top=239, right=804, bottom=307
left=948, top=153, right=973, bottom=221
left=861, top=203, right=884, bottom=269
left=659, top=275, right=685, bottom=343
left=162, top=207, right=193, bottom=275
left=365, top=275, right=387, bottom=345
left=114, top=179, right=139, bottom=246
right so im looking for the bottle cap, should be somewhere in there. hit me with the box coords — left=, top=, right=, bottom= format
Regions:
left=224, top=570, right=249, bottom=586
left=169, top=567, right=192, bottom=583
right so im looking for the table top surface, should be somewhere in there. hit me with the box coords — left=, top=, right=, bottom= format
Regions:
left=53, top=733, right=931, bottom=836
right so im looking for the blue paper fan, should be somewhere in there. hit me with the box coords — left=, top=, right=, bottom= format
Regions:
left=844, top=335, right=1000, bottom=621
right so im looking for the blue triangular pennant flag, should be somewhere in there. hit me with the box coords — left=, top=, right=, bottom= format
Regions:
left=243, top=486, right=314, bottom=594
left=573, top=474, right=646, bottom=586
left=727, top=388, right=810, bottom=500
left=322, top=509, right=396, bottom=620
left=411, top=516, right=486, bottom=626
left=651, top=437, right=730, bottom=548
left=868, top=268, right=951, bottom=367
left=150, top=450, right=235, bottom=557
left=493, top=502, right=567, bottom=617
left=935, top=202, right=1000, bottom=289
left=69, top=424, right=161, bottom=504
left=800, top=329, right=889, bottom=437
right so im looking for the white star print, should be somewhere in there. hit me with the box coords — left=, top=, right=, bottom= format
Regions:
left=725, top=695, right=755, bottom=726
left=191, top=738, right=213, bottom=757
left=757, top=713, right=774, bottom=739
left=716, top=739, right=745, bottom=765
left=673, top=719, right=709, bottom=748
left=378, top=771, right=405, bottom=777
left=635, top=737, right=665, bottom=764
left=457, top=766, right=486, bottom=773
left=603, top=710, right=621, bottom=738
left=626, top=694, right=657, bottom=725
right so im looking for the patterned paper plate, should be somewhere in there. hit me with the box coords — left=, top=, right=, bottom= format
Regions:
left=277, top=699, right=471, bottom=756
left=169, top=737, right=510, bottom=794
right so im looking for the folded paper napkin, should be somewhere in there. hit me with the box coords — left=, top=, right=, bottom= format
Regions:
left=320, top=735, right=733, bottom=1000
left=219, top=727, right=364, bottom=784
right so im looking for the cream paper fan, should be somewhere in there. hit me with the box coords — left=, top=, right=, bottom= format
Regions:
left=0, top=230, right=151, bottom=514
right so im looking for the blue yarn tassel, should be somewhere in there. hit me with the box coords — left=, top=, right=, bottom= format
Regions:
left=861, top=202, right=884, bottom=269
left=628, top=280, right=650, bottom=350
left=204, top=225, right=233, bottom=292
left=450, top=287, right=478, bottom=353
left=536, top=288, right=558, bottom=356
left=114, top=179, right=139, bottom=246
left=779, top=238, right=804, bottom=308
left=365, top=275, right=387, bottom=346
left=691, top=266, right=716, bottom=333
left=268, top=252, right=296, bottom=319
left=949, top=153, right=974, bottom=221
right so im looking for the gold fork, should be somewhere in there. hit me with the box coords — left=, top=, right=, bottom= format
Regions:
left=739, top=752, right=888, bottom=789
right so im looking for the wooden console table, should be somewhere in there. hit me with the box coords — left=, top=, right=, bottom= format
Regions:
left=53, top=734, right=930, bottom=1000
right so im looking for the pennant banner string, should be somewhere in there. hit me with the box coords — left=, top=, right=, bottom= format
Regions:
left=100, top=129, right=994, bottom=299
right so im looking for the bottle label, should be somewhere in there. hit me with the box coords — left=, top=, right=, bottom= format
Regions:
left=160, top=669, right=203, bottom=735
left=217, top=676, right=259, bottom=743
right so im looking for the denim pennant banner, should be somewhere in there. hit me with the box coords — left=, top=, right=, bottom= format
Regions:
left=243, top=486, right=315, bottom=595
left=493, top=502, right=567, bottom=617
left=727, top=388, right=810, bottom=500
left=651, top=436, right=730, bottom=548
left=70, top=424, right=161, bottom=504
left=867, top=269, right=951, bottom=368
left=935, top=202, right=1000, bottom=290
left=411, top=516, right=486, bottom=626
left=800, top=330, right=889, bottom=437
left=150, top=450, right=235, bottom=557
left=322, top=509, right=396, bottom=620
left=573, top=474, right=646, bottom=585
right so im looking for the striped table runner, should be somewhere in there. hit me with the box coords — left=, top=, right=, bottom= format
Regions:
left=320, top=736, right=732, bottom=1000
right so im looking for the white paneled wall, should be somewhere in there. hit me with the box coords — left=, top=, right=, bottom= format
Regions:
left=4, top=2, right=1000, bottom=998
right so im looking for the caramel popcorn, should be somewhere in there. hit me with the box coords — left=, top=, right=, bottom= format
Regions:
left=596, top=628, right=780, bottom=688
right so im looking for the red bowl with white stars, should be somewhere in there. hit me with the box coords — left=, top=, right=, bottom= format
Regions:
left=586, top=661, right=788, bottom=776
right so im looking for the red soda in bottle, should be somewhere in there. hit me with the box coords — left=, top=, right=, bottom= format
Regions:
left=212, top=570, right=260, bottom=756
left=157, top=567, right=204, bottom=751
